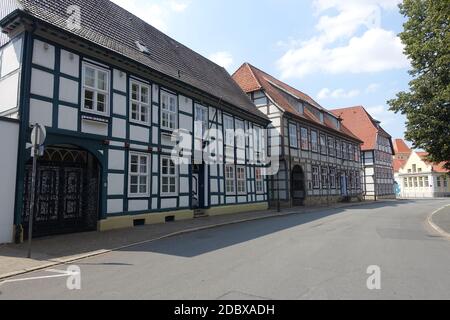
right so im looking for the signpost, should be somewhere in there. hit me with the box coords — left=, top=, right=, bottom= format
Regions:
left=27, top=123, right=46, bottom=259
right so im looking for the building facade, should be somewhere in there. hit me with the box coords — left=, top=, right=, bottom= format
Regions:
left=331, top=106, right=395, bottom=200
left=233, top=64, right=364, bottom=207
left=394, top=141, right=449, bottom=198
left=0, top=0, right=270, bottom=242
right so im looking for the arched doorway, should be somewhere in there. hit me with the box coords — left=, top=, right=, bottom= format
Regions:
left=22, top=145, right=101, bottom=238
left=291, top=165, right=306, bottom=206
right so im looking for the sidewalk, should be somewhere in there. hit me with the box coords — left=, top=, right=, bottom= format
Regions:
left=429, top=205, right=450, bottom=237
left=0, top=200, right=393, bottom=280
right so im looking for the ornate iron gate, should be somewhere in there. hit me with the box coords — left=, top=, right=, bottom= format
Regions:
left=22, top=147, right=100, bottom=238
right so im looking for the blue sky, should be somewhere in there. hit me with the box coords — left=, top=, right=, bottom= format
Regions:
left=111, top=0, right=411, bottom=142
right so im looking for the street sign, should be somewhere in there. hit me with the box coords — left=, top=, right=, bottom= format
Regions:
left=30, top=123, right=46, bottom=147
left=27, top=123, right=46, bottom=258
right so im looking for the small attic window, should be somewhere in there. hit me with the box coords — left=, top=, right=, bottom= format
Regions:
left=135, top=41, right=150, bottom=55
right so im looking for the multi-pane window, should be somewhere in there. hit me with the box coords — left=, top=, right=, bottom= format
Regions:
left=82, top=63, right=109, bottom=115
left=161, top=91, right=177, bottom=130
left=255, top=168, right=264, bottom=193
left=404, top=178, right=408, bottom=188
left=130, top=80, right=150, bottom=124
left=194, top=104, right=208, bottom=139
left=301, top=127, right=309, bottom=150
left=444, top=177, right=448, bottom=188
left=437, top=177, right=442, bottom=187
left=161, top=157, right=177, bottom=195
left=424, top=177, right=429, bottom=187
left=320, top=134, right=327, bottom=155
left=236, top=166, right=246, bottom=194
left=330, top=167, right=336, bottom=189
left=224, top=115, right=235, bottom=146
left=129, top=152, right=149, bottom=197
left=312, top=166, right=320, bottom=189
left=328, top=137, right=336, bottom=157
left=235, top=119, right=245, bottom=148
left=419, top=177, right=424, bottom=187
left=321, top=166, right=328, bottom=189
left=336, top=140, right=342, bottom=158
left=225, top=165, right=235, bottom=194
left=349, top=145, right=354, bottom=162
left=311, top=130, right=319, bottom=153
left=289, top=123, right=298, bottom=148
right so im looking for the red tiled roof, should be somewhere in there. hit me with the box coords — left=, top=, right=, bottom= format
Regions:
left=393, top=159, right=407, bottom=173
left=393, top=139, right=411, bottom=155
left=330, top=106, right=392, bottom=151
left=232, top=63, right=362, bottom=143
left=417, top=152, right=449, bottom=173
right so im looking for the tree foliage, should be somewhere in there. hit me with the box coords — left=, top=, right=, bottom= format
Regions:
left=388, top=0, right=450, bottom=170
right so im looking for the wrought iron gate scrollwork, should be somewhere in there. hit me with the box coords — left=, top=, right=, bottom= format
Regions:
left=22, top=146, right=100, bottom=238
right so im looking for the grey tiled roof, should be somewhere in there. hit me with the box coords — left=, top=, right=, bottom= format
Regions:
left=4, top=0, right=266, bottom=120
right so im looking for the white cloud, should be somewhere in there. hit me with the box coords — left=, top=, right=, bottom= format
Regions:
left=366, top=105, right=396, bottom=125
left=169, top=0, right=190, bottom=12
left=110, top=0, right=190, bottom=32
left=318, top=88, right=360, bottom=100
left=276, top=0, right=408, bottom=79
left=365, top=83, right=380, bottom=93
left=208, top=51, right=234, bottom=71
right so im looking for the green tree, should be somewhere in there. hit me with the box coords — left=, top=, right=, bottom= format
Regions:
left=388, top=0, right=450, bottom=170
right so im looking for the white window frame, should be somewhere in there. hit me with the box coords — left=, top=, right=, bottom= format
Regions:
left=128, top=152, right=150, bottom=198
left=194, top=103, right=208, bottom=139
left=312, top=166, right=320, bottom=189
left=320, top=134, right=327, bottom=155
left=236, top=166, right=247, bottom=194
left=330, top=167, right=336, bottom=189
left=235, top=119, right=246, bottom=149
left=160, top=90, right=178, bottom=131
left=160, top=156, right=178, bottom=196
left=300, top=127, right=309, bottom=151
left=321, top=166, right=329, bottom=189
left=289, top=123, right=298, bottom=148
left=225, top=164, right=236, bottom=194
left=255, top=167, right=264, bottom=194
left=82, top=62, right=110, bottom=116
left=130, top=79, right=151, bottom=125
left=224, top=115, right=235, bottom=147
left=311, top=130, right=319, bottom=153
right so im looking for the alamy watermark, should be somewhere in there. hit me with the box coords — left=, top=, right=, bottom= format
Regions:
left=366, top=265, right=381, bottom=290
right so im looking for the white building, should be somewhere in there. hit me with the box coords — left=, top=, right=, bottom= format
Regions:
left=394, top=140, right=450, bottom=198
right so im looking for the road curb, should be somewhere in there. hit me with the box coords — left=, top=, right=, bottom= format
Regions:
left=427, top=205, right=450, bottom=240
left=0, top=200, right=388, bottom=281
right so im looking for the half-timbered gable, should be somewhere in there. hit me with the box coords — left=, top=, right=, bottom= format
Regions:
left=331, top=106, right=395, bottom=200
left=233, top=63, right=364, bottom=207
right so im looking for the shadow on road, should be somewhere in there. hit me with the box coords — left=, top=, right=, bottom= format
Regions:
left=0, top=199, right=444, bottom=261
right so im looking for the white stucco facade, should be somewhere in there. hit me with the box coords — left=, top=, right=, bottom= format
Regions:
left=0, top=118, right=19, bottom=243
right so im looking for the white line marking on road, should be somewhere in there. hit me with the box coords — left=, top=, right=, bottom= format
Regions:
left=427, top=205, right=450, bottom=240
left=0, top=269, right=79, bottom=287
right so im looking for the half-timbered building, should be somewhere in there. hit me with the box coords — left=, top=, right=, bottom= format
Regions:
left=233, top=63, right=364, bottom=207
left=0, top=0, right=270, bottom=241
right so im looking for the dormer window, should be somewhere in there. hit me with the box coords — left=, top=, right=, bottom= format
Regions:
left=135, top=41, right=150, bottom=55
left=319, top=112, right=324, bottom=123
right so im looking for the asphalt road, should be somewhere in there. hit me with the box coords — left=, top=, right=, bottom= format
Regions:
left=1, top=199, right=449, bottom=300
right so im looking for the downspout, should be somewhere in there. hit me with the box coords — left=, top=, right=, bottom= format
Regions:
left=12, top=20, right=37, bottom=243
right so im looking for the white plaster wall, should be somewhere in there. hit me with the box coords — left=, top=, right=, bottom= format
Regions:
left=32, top=39, right=55, bottom=70
left=30, top=68, right=54, bottom=98
left=0, top=72, right=20, bottom=112
left=60, top=50, right=79, bottom=78
left=59, top=77, right=79, bottom=104
left=58, top=105, right=78, bottom=131
left=0, top=120, right=19, bottom=243
left=29, top=98, right=52, bottom=127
